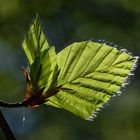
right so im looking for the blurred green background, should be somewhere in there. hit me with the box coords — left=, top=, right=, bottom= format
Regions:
left=0, top=0, right=140, bottom=140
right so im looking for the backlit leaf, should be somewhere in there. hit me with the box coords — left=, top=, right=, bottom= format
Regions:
left=22, top=15, right=58, bottom=92
left=46, top=41, right=138, bottom=120
left=22, top=16, right=138, bottom=121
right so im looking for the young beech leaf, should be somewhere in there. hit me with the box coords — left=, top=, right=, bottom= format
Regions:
left=22, top=16, right=138, bottom=121
left=46, top=41, right=138, bottom=120
left=22, top=15, right=58, bottom=96
left=22, top=15, right=49, bottom=65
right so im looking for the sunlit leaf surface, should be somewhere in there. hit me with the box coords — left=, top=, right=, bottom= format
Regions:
left=47, top=41, right=138, bottom=120
left=22, top=16, right=138, bottom=121
left=22, top=16, right=58, bottom=91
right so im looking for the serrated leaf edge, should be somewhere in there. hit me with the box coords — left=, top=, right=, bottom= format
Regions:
left=87, top=54, right=139, bottom=121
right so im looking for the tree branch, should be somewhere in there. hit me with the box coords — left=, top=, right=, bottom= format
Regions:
left=0, top=100, right=23, bottom=108
left=0, top=110, right=16, bottom=140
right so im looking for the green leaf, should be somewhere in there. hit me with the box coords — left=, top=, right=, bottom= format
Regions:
left=22, top=15, right=58, bottom=91
left=30, top=47, right=58, bottom=91
left=22, top=16, right=138, bottom=120
left=46, top=41, right=138, bottom=121
left=22, top=15, right=49, bottom=65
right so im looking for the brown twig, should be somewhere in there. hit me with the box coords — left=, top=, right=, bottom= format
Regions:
left=0, top=100, right=23, bottom=108
left=0, top=86, right=61, bottom=140
left=0, top=110, right=16, bottom=140
left=0, top=100, right=24, bottom=140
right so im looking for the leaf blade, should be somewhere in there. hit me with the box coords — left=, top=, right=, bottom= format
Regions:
left=22, top=16, right=58, bottom=92
left=46, top=41, right=138, bottom=120
left=22, top=15, right=49, bottom=65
